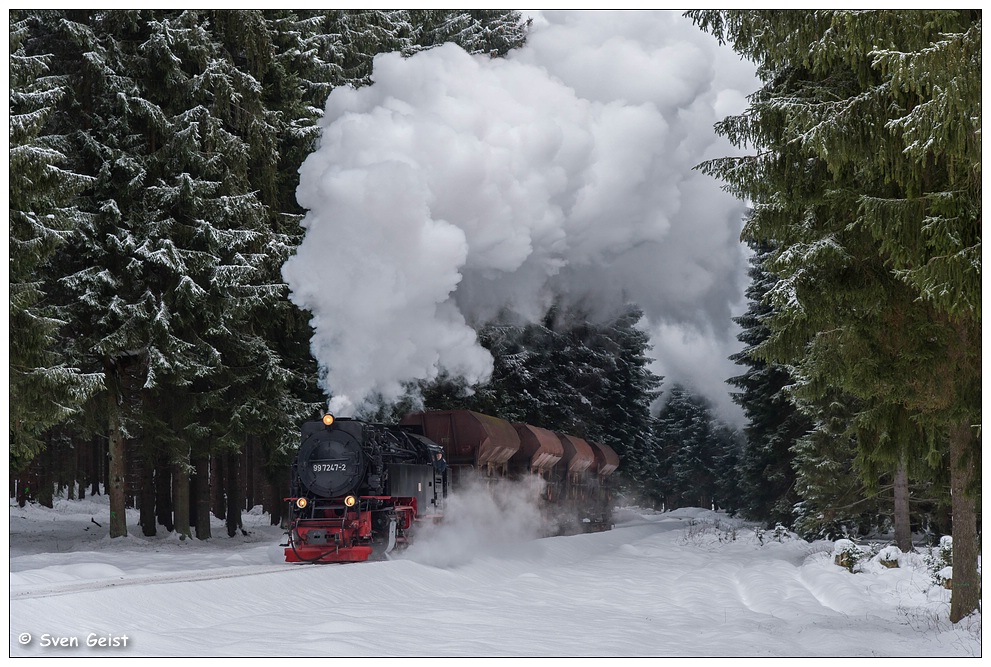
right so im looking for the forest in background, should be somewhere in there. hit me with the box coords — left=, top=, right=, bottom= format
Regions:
left=9, top=9, right=980, bottom=622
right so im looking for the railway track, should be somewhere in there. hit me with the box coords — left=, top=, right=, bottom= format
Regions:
left=10, top=562, right=318, bottom=601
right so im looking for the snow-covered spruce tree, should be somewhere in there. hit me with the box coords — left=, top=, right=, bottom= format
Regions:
left=689, top=10, right=981, bottom=622
left=9, top=13, right=103, bottom=470
left=417, top=303, right=662, bottom=500
left=792, top=387, right=948, bottom=544
left=465, top=316, right=554, bottom=424
left=414, top=10, right=530, bottom=57
left=227, top=10, right=334, bottom=527
left=134, top=9, right=347, bottom=538
left=581, top=306, right=662, bottom=500
left=752, top=209, right=954, bottom=547
left=652, top=385, right=727, bottom=510
left=24, top=9, right=316, bottom=538
left=728, top=241, right=811, bottom=527
left=307, top=9, right=529, bottom=87
left=763, top=224, right=960, bottom=548
left=22, top=10, right=160, bottom=537
left=318, top=10, right=420, bottom=85
left=461, top=305, right=606, bottom=434
left=713, top=423, right=745, bottom=516
left=534, top=305, right=626, bottom=438
left=790, top=389, right=887, bottom=540
left=502, top=304, right=663, bottom=499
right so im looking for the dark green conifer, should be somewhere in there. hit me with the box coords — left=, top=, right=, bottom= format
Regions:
left=728, top=241, right=810, bottom=527
left=9, top=13, right=102, bottom=469
left=690, top=9, right=981, bottom=621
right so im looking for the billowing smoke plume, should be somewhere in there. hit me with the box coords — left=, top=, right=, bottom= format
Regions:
left=283, top=10, right=758, bottom=420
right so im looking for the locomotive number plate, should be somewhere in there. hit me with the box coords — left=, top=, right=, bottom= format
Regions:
left=312, top=463, right=348, bottom=472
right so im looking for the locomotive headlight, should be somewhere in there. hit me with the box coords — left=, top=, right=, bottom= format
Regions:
left=296, top=498, right=308, bottom=509
left=344, top=495, right=357, bottom=508
left=322, top=413, right=335, bottom=426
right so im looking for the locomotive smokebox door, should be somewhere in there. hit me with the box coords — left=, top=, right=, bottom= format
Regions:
left=297, top=420, right=368, bottom=497
left=387, top=463, right=436, bottom=508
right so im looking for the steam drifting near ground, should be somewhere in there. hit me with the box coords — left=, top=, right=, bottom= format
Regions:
left=399, top=475, right=548, bottom=568
left=283, top=10, right=759, bottom=421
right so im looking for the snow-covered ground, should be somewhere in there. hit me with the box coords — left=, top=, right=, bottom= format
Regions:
left=8, top=491, right=981, bottom=658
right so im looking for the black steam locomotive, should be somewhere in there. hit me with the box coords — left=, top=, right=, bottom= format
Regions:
left=284, top=414, right=445, bottom=563
left=284, top=410, right=620, bottom=564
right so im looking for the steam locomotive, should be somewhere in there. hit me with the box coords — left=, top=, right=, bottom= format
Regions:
left=283, top=409, right=620, bottom=563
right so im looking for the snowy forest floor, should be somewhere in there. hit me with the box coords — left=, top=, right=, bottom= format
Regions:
left=8, top=492, right=982, bottom=658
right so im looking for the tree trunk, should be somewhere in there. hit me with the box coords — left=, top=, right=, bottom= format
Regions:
left=37, top=434, right=55, bottom=508
left=16, top=468, right=32, bottom=507
left=173, top=459, right=191, bottom=540
left=76, top=437, right=86, bottom=501
left=211, top=452, right=226, bottom=521
left=226, top=449, right=243, bottom=537
left=64, top=436, right=77, bottom=500
left=156, top=452, right=174, bottom=533
left=893, top=456, right=912, bottom=552
left=245, top=438, right=258, bottom=512
left=263, top=469, right=287, bottom=527
left=193, top=455, right=212, bottom=540
left=125, top=437, right=141, bottom=511
left=948, top=420, right=979, bottom=623
left=139, top=451, right=156, bottom=536
left=106, top=368, right=128, bottom=538
left=91, top=434, right=103, bottom=496
left=103, top=433, right=110, bottom=496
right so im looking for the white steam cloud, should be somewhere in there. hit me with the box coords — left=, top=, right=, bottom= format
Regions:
left=282, top=10, right=758, bottom=422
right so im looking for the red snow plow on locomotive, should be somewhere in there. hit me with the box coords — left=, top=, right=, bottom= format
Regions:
left=283, top=410, right=620, bottom=563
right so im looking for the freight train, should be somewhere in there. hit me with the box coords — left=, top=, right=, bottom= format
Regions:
left=283, top=409, right=620, bottom=563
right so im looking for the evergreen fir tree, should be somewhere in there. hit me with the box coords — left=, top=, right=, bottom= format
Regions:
left=9, top=12, right=102, bottom=469
left=728, top=241, right=811, bottom=527
left=690, top=9, right=981, bottom=621
left=790, top=389, right=886, bottom=540
left=711, top=423, right=744, bottom=515
left=415, top=10, right=530, bottom=57
left=21, top=9, right=156, bottom=536
left=584, top=307, right=662, bottom=497
left=23, top=9, right=322, bottom=535
left=652, top=384, right=729, bottom=510
left=416, top=303, right=661, bottom=500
